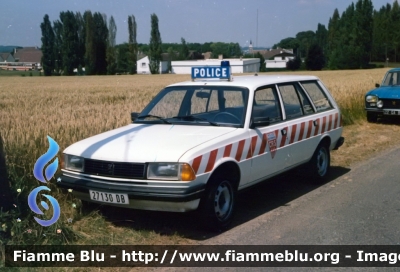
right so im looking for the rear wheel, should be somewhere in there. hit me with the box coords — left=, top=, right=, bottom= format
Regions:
left=199, top=178, right=236, bottom=232
left=307, top=142, right=330, bottom=182
left=367, top=112, right=378, bottom=123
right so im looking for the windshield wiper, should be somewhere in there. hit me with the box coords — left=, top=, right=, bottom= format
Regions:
left=172, top=115, right=219, bottom=126
left=137, top=114, right=171, bottom=124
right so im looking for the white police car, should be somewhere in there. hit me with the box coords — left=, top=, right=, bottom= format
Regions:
left=58, top=62, right=344, bottom=231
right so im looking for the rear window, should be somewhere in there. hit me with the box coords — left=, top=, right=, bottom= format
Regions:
left=300, top=81, right=333, bottom=112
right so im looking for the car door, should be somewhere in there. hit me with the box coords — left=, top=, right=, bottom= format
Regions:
left=248, top=85, right=291, bottom=183
left=276, top=82, right=318, bottom=167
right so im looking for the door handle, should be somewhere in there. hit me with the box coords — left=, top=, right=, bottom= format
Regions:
left=281, top=129, right=287, bottom=136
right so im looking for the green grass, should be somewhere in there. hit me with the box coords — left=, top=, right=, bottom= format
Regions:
left=0, top=70, right=42, bottom=77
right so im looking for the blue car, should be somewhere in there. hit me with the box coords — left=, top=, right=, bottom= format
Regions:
left=365, top=68, right=400, bottom=122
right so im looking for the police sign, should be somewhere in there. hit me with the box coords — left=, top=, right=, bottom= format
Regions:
left=191, top=66, right=231, bottom=80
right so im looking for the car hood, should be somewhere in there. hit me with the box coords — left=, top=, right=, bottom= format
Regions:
left=63, top=124, right=237, bottom=162
left=367, top=86, right=400, bottom=99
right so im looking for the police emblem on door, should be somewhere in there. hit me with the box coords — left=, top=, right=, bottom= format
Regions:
left=267, top=131, right=278, bottom=159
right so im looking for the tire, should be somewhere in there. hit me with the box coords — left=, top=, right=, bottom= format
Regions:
left=199, top=178, right=236, bottom=232
left=308, top=142, right=330, bottom=181
left=367, top=112, right=378, bottom=123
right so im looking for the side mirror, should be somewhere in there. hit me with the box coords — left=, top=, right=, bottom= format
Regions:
left=131, top=112, right=139, bottom=122
left=375, top=83, right=380, bottom=88
left=250, top=117, right=270, bottom=129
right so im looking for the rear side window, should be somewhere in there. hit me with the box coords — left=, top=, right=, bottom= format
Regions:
left=278, top=84, right=304, bottom=119
left=300, top=81, right=333, bottom=112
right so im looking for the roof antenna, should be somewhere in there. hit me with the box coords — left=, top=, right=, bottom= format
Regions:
left=254, top=73, right=258, bottom=76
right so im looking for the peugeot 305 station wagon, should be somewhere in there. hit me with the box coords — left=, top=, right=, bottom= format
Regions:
left=58, top=62, right=344, bottom=231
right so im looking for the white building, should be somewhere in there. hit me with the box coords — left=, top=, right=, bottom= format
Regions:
left=171, top=58, right=260, bottom=74
left=265, top=52, right=295, bottom=69
left=137, top=56, right=169, bottom=74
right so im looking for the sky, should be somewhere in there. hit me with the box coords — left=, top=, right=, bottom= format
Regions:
left=0, top=0, right=395, bottom=48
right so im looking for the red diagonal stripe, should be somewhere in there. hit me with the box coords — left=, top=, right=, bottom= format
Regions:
left=246, top=136, right=258, bottom=159
left=258, top=133, right=268, bottom=155
left=192, top=156, right=202, bottom=174
left=205, top=149, right=218, bottom=173
left=314, top=119, right=320, bottom=136
left=306, top=120, right=313, bottom=139
left=321, top=116, right=327, bottom=134
left=235, top=140, right=246, bottom=161
left=298, top=122, right=306, bottom=141
left=223, top=144, right=232, bottom=157
left=290, top=124, right=297, bottom=144
left=334, top=113, right=338, bottom=129
left=328, top=114, right=333, bottom=131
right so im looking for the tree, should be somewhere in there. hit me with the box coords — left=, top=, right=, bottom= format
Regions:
left=296, top=31, right=316, bottom=58
left=84, top=11, right=96, bottom=75
left=354, top=0, right=373, bottom=68
left=107, top=16, right=117, bottom=75
left=327, top=8, right=340, bottom=68
left=75, top=12, right=85, bottom=74
left=40, top=14, right=55, bottom=76
left=180, top=37, right=189, bottom=60
left=93, top=13, right=108, bottom=75
left=60, top=11, right=79, bottom=75
left=149, top=13, right=162, bottom=74
left=116, top=43, right=130, bottom=73
left=306, top=43, right=325, bottom=70
left=391, top=1, right=400, bottom=62
left=53, top=20, right=63, bottom=75
left=273, top=37, right=300, bottom=56
left=286, top=56, right=302, bottom=71
left=255, top=52, right=266, bottom=72
left=315, top=23, right=328, bottom=53
left=128, top=15, right=138, bottom=74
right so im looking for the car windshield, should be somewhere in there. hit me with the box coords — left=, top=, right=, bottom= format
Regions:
left=382, top=71, right=400, bottom=86
left=135, top=86, right=249, bottom=127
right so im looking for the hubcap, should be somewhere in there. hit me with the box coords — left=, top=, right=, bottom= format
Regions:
left=316, top=147, right=328, bottom=176
left=214, top=181, right=232, bottom=220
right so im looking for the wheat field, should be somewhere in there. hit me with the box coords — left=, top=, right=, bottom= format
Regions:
left=0, top=69, right=391, bottom=246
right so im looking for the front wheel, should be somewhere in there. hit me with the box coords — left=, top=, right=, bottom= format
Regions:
left=307, top=143, right=330, bottom=181
left=199, top=179, right=236, bottom=232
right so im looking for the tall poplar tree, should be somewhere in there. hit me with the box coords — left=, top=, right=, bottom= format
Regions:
left=60, top=11, right=79, bottom=75
left=107, top=16, right=117, bottom=75
left=149, top=13, right=162, bottom=74
left=40, top=14, right=55, bottom=76
left=93, top=13, right=108, bottom=75
left=180, top=37, right=189, bottom=60
left=53, top=19, right=63, bottom=75
left=84, top=11, right=96, bottom=75
left=128, top=15, right=138, bottom=74
left=75, top=12, right=85, bottom=74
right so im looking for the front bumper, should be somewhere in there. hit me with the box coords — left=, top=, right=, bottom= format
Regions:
left=57, top=174, right=205, bottom=212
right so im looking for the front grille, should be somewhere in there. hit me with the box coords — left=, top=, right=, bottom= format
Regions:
left=382, top=99, right=400, bottom=109
left=84, top=159, right=146, bottom=179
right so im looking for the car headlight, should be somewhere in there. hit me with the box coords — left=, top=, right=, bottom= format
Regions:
left=377, top=100, right=383, bottom=108
left=147, top=163, right=196, bottom=181
left=366, top=95, right=378, bottom=103
left=64, top=154, right=84, bottom=172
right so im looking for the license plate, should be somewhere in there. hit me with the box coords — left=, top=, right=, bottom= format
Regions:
left=89, top=190, right=129, bottom=205
left=384, top=110, right=400, bottom=115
